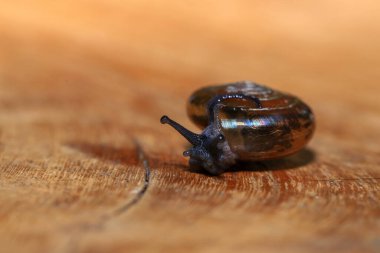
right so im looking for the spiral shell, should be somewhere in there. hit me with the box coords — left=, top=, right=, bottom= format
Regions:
left=187, top=81, right=315, bottom=161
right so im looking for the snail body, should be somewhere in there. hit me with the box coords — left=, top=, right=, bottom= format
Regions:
left=161, top=81, right=315, bottom=175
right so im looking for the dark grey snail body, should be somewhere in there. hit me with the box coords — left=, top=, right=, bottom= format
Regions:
left=161, top=81, right=315, bottom=175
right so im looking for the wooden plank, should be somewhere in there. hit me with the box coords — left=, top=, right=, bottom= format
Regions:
left=0, top=1, right=379, bottom=252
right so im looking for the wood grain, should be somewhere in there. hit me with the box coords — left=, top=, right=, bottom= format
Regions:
left=0, top=1, right=379, bottom=252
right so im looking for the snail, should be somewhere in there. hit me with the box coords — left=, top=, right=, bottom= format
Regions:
left=161, top=81, right=315, bottom=175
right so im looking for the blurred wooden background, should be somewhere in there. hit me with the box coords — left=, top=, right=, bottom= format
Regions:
left=0, top=1, right=379, bottom=252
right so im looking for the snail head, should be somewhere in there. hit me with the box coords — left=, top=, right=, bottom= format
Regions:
left=160, top=115, right=236, bottom=175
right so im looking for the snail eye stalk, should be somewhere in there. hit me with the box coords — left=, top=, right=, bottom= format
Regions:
left=160, top=115, right=201, bottom=146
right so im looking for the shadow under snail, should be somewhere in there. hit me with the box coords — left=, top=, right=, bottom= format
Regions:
left=161, top=81, right=315, bottom=175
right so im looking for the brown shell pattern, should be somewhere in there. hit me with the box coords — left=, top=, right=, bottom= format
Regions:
left=187, top=81, right=315, bottom=161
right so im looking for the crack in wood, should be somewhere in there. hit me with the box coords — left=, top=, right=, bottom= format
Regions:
left=62, top=140, right=151, bottom=252
left=112, top=139, right=151, bottom=216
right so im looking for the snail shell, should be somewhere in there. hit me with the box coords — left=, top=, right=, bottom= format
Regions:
left=161, top=81, right=315, bottom=175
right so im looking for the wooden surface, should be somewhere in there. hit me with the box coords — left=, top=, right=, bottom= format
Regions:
left=1, top=1, right=380, bottom=252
